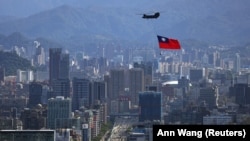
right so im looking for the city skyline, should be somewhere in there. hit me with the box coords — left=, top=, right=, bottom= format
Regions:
left=1, top=1, right=250, bottom=141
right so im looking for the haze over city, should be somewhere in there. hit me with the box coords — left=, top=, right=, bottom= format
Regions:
left=0, top=0, right=250, bottom=141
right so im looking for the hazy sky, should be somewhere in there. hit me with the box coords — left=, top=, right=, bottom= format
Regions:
left=0, top=0, right=155, bottom=17
left=1, top=0, right=249, bottom=45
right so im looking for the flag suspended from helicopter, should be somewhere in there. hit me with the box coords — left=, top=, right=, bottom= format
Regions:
left=157, top=35, right=181, bottom=50
left=138, top=11, right=181, bottom=50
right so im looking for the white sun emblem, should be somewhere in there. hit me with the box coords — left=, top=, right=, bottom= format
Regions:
left=161, top=37, right=166, bottom=42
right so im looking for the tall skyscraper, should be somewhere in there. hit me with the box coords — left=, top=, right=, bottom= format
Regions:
left=49, top=48, right=62, bottom=84
left=72, top=78, right=91, bottom=111
left=49, top=48, right=69, bottom=84
left=134, top=61, right=153, bottom=87
left=129, top=68, right=144, bottom=106
left=0, top=66, right=5, bottom=82
left=47, top=96, right=72, bottom=129
left=110, top=69, right=125, bottom=100
left=91, top=110, right=101, bottom=138
left=234, top=53, right=241, bottom=73
left=139, top=91, right=162, bottom=122
left=178, top=76, right=190, bottom=93
left=59, top=53, right=69, bottom=79
left=51, top=78, right=70, bottom=98
left=98, top=57, right=108, bottom=74
left=202, top=53, right=209, bottom=65
left=92, top=81, right=107, bottom=104
left=104, top=74, right=111, bottom=98
left=28, top=82, right=43, bottom=108
left=199, top=86, right=219, bottom=110
left=231, top=83, right=250, bottom=106
left=34, top=45, right=45, bottom=66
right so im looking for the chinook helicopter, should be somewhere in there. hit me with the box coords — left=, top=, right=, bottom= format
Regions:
left=141, top=12, right=160, bottom=19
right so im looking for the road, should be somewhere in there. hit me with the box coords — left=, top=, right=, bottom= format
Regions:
left=108, top=116, right=138, bottom=141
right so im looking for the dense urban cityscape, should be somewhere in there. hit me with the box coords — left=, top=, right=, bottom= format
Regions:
left=0, top=0, right=250, bottom=141
left=0, top=39, right=250, bottom=141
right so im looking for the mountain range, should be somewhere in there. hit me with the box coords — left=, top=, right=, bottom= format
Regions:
left=0, top=0, right=250, bottom=52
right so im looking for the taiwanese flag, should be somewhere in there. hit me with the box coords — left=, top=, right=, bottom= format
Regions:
left=157, top=35, right=181, bottom=50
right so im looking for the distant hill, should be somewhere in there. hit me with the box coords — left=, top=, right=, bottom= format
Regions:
left=0, top=0, right=250, bottom=50
left=0, top=0, right=151, bottom=17
left=0, top=5, right=153, bottom=52
left=0, top=32, right=64, bottom=54
left=0, top=32, right=30, bottom=48
left=0, top=50, right=35, bottom=76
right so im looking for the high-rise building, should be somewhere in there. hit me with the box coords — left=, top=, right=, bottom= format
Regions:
left=214, top=51, right=221, bottom=67
left=49, top=48, right=69, bottom=84
left=17, top=69, right=34, bottom=83
left=208, top=51, right=220, bottom=67
left=199, top=86, right=219, bottom=110
left=82, top=123, right=90, bottom=141
left=72, top=78, right=91, bottom=111
left=20, top=108, right=46, bottom=129
left=92, top=81, right=107, bottom=104
left=91, top=110, right=100, bottom=138
left=51, top=78, right=70, bottom=98
left=0, top=66, right=5, bottom=82
left=202, top=53, right=209, bottom=65
left=47, top=96, right=72, bottom=129
left=99, top=103, right=108, bottom=124
left=104, top=74, right=111, bottom=99
left=118, top=95, right=131, bottom=113
left=92, top=103, right=108, bottom=126
left=49, top=48, right=62, bottom=84
left=178, top=76, right=190, bottom=93
left=104, top=74, right=112, bottom=115
left=98, top=57, right=108, bottom=74
left=139, top=91, right=162, bottom=122
left=231, top=83, right=250, bottom=106
left=234, top=53, right=241, bottom=73
left=129, top=68, right=144, bottom=106
left=28, top=82, right=43, bottom=108
left=178, top=76, right=190, bottom=88
left=34, top=45, right=45, bottom=66
left=59, top=53, right=69, bottom=79
left=110, top=69, right=125, bottom=100
left=189, top=68, right=205, bottom=82
left=134, top=61, right=153, bottom=87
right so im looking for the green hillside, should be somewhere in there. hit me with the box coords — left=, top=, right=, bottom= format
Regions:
left=0, top=51, right=35, bottom=76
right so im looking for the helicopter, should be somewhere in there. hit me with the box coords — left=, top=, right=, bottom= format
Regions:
left=142, top=12, right=160, bottom=19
